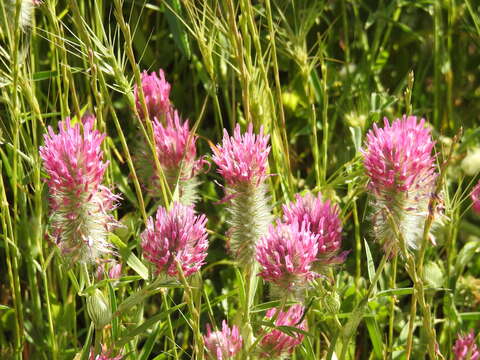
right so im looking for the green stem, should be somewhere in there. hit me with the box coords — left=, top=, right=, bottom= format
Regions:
left=162, top=290, right=179, bottom=360
left=329, top=252, right=389, bottom=360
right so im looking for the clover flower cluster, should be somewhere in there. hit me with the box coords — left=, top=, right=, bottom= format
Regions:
left=256, top=192, right=345, bottom=296
left=135, top=69, right=201, bottom=204
left=256, top=220, right=319, bottom=292
left=283, top=192, right=346, bottom=269
left=135, top=70, right=171, bottom=121
left=202, top=305, right=307, bottom=359
left=211, top=123, right=273, bottom=266
left=141, top=202, right=208, bottom=278
left=203, top=320, right=243, bottom=360
left=453, top=331, right=479, bottom=360
left=259, top=304, right=307, bottom=358
left=40, top=115, right=119, bottom=264
left=363, top=115, right=437, bottom=253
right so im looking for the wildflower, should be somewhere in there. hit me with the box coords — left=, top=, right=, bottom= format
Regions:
left=282, top=192, right=346, bottom=269
left=453, top=331, right=479, bottom=360
left=135, top=69, right=171, bottom=120
left=39, top=115, right=119, bottom=264
left=96, top=260, right=122, bottom=281
left=203, top=320, right=243, bottom=360
left=211, top=124, right=272, bottom=265
left=212, top=123, right=270, bottom=186
left=259, top=304, right=307, bottom=358
left=471, top=181, right=480, bottom=214
left=136, top=108, right=201, bottom=205
left=141, top=202, right=208, bottom=278
left=363, top=115, right=437, bottom=253
left=89, top=345, right=122, bottom=360
left=256, top=221, right=319, bottom=293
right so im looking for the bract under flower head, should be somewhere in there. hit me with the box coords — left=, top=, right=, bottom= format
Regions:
left=39, top=115, right=119, bottom=263
left=471, top=181, right=480, bottom=214
left=283, top=192, right=344, bottom=266
left=141, top=202, right=208, bottom=277
left=211, top=123, right=270, bottom=186
left=135, top=69, right=171, bottom=120
left=204, top=320, right=243, bottom=360
left=256, top=221, right=319, bottom=292
left=363, top=115, right=436, bottom=195
left=453, top=331, right=479, bottom=360
left=259, top=304, right=307, bottom=358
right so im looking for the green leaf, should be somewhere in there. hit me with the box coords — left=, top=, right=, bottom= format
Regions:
left=117, top=302, right=185, bottom=346
left=164, top=0, right=191, bottom=58
left=364, top=239, right=376, bottom=291
left=110, top=234, right=148, bottom=280
left=365, top=316, right=383, bottom=358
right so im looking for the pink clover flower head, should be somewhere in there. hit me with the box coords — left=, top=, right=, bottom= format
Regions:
left=256, top=220, right=319, bottom=291
left=153, top=110, right=199, bottom=173
left=471, top=181, right=480, bottom=214
left=135, top=69, right=171, bottom=120
left=283, top=192, right=344, bottom=265
left=39, top=115, right=119, bottom=263
left=260, top=304, right=307, bottom=358
left=453, top=331, right=479, bottom=360
left=141, top=202, right=208, bottom=277
left=204, top=320, right=243, bottom=360
left=362, top=115, right=439, bottom=253
left=363, top=115, right=436, bottom=195
left=211, top=123, right=270, bottom=186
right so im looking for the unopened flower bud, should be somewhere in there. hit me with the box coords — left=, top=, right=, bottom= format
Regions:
left=87, top=289, right=111, bottom=329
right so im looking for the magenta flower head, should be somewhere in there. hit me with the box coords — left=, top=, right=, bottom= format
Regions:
left=471, top=181, right=480, bottom=214
left=256, top=221, right=319, bottom=294
left=203, top=320, right=243, bottom=360
left=211, top=124, right=273, bottom=266
left=135, top=69, right=171, bottom=120
left=39, top=115, right=119, bottom=264
left=141, top=202, right=208, bottom=278
left=259, top=304, right=307, bottom=358
left=363, top=115, right=438, bottom=253
left=283, top=192, right=346, bottom=270
left=153, top=110, right=199, bottom=174
left=453, top=331, right=479, bottom=360
left=212, top=123, right=270, bottom=186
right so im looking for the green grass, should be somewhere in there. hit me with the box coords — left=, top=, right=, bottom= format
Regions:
left=1, top=0, right=480, bottom=359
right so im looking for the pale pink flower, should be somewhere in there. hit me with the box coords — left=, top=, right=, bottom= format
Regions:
left=135, top=69, right=171, bottom=120
left=256, top=221, right=319, bottom=292
left=96, top=260, right=122, bottom=281
left=39, top=115, right=119, bottom=263
left=453, top=331, right=479, bottom=360
left=204, top=320, right=243, bottom=360
left=259, top=304, right=307, bottom=358
left=283, top=192, right=346, bottom=267
left=211, top=123, right=270, bottom=186
left=89, top=345, right=122, bottom=360
left=471, top=181, right=480, bottom=214
left=141, top=202, right=208, bottom=277
left=363, top=116, right=438, bottom=252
